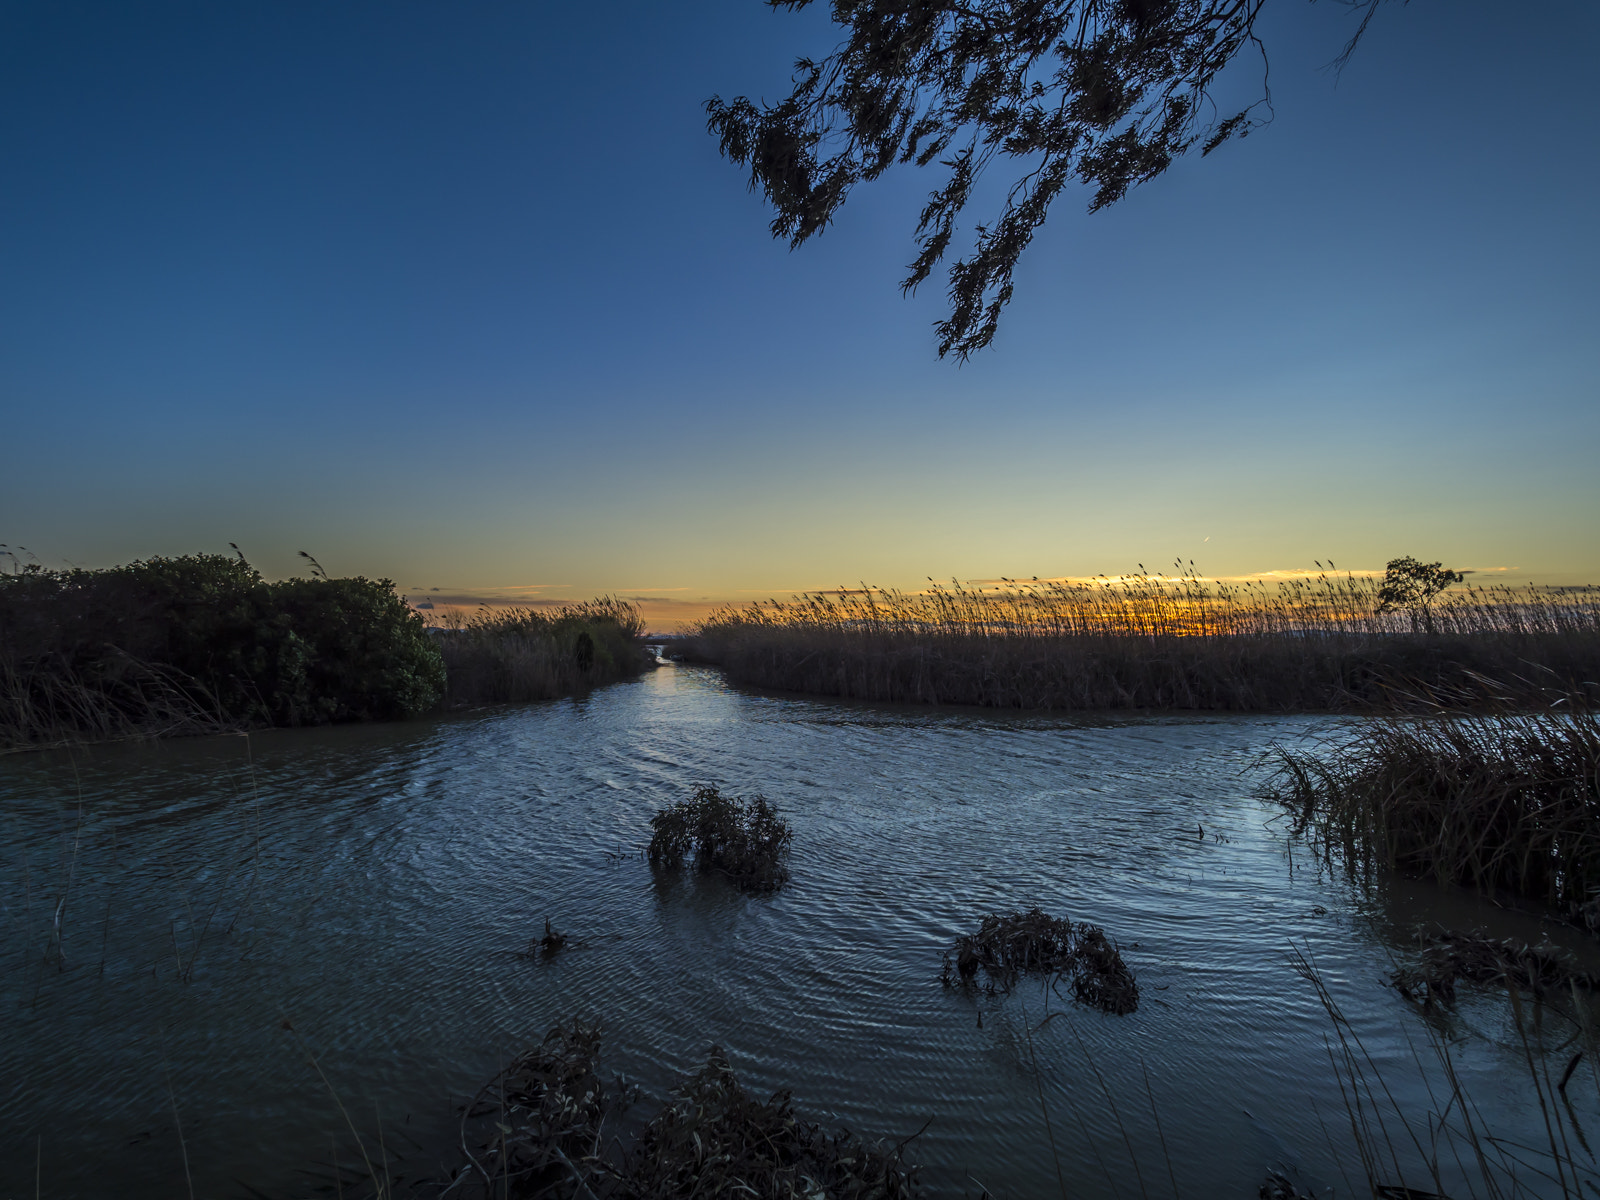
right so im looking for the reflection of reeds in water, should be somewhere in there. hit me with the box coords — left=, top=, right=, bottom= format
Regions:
left=689, top=569, right=1600, bottom=711
left=434, top=598, right=651, bottom=707
left=1295, top=946, right=1600, bottom=1199
left=1269, top=704, right=1600, bottom=915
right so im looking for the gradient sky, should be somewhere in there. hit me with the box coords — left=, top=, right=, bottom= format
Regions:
left=2, top=0, right=1596, bottom=627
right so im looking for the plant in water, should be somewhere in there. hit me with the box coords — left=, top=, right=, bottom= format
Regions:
left=1266, top=701, right=1600, bottom=916
left=943, top=907, right=1139, bottom=1015
left=450, top=1021, right=922, bottom=1198
left=647, top=785, right=794, bottom=894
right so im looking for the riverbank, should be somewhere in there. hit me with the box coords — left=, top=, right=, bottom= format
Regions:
left=681, top=574, right=1600, bottom=712
left=0, top=555, right=652, bottom=752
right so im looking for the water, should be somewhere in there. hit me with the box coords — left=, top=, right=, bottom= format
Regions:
left=3, top=665, right=1596, bottom=1198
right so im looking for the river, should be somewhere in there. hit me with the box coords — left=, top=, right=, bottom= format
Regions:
left=3, top=663, right=1595, bottom=1198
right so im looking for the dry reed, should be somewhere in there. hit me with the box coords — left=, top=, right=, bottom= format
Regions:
left=687, top=569, right=1600, bottom=712
left=1268, top=704, right=1600, bottom=915
left=435, top=599, right=650, bottom=707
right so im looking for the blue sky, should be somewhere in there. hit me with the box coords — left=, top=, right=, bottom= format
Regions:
left=2, top=0, right=1595, bottom=623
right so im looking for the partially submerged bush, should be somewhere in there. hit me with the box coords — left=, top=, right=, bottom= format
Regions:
left=629, top=1048, right=919, bottom=1199
left=453, top=1022, right=921, bottom=1198
left=648, top=785, right=793, bottom=894
left=943, top=907, right=1139, bottom=1015
left=1390, top=930, right=1599, bottom=1009
left=1267, top=705, right=1600, bottom=915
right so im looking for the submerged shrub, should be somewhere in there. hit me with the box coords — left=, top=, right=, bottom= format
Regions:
left=1389, top=930, right=1598, bottom=1009
left=1267, top=705, right=1600, bottom=914
left=648, top=785, right=793, bottom=894
left=944, top=907, right=1139, bottom=1014
left=454, top=1023, right=921, bottom=1198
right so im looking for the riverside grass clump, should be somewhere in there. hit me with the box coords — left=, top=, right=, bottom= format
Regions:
left=433, top=598, right=650, bottom=707
left=0, top=554, right=444, bottom=749
left=647, top=785, right=793, bottom=893
left=685, top=566, right=1600, bottom=712
left=1267, top=704, right=1600, bottom=916
left=452, top=1020, right=921, bottom=1199
left=943, top=907, right=1140, bottom=1014
left=1389, top=930, right=1600, bottom=1009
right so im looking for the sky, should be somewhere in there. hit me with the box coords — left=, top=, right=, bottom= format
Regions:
left=2, top=0, right=1596, bottom=628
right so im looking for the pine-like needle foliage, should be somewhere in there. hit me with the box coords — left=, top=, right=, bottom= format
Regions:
left=708, top=0, right=1394, bottom=358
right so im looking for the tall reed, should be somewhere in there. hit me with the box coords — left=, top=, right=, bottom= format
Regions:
left=1268, top=703, right=1600, bottom=915
left=688, top=569, right=1600, bottom=711
left=434, top=598, right=651, bottom=707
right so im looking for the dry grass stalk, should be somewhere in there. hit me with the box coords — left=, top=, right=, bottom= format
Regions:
left=647, top=785, right=793, bottom=894
left=943, top=908, right=1139, bottom=1015
left=451, top=1022, right=921, bottom=1199
left=1267, top=704, right=1600, bottom=914
left=686, top=569, right=1600, bottom=712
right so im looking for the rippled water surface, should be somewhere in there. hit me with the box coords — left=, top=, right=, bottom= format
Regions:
left=4, top=665, right=1596, bottom=1198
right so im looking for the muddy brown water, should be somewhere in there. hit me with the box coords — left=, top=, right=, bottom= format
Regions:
left=3, top=664, right=1598, bottom=1198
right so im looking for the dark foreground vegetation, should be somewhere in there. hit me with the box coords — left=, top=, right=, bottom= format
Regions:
left=944, top=908, right=1139, bottom=1015
left=450, top=1020, right=920, bottom=1199
left=647, top=785, right=794, bottom=894
left=1269, top=702, right=1600, bottom=919
left=0, top=555, right=649, bottom=750
left=684, top=568, right=1600, bottom=713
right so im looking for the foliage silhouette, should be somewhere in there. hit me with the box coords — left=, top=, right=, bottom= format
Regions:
left=708, top=0, right=1398, bottom=358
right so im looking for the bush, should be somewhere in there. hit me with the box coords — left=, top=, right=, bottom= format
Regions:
left=647, top=785, right=793, bottom=893
left=0, top=555, right=445, bottom=746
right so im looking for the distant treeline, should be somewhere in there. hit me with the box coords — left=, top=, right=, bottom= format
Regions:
left=680, top=570, right=1600, bottom=712
left=0, top=555, right=649, bottom=750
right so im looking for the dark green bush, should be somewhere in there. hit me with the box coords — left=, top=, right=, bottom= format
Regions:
left=0, top=554, right=444, bottom=745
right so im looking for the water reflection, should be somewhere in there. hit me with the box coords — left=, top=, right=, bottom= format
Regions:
left=1, top=665, right=1592, bottom=1197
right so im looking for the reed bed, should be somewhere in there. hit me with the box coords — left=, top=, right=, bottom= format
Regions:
left=451, top=1020, right=920, bottom=1199
left=1268, top=705, right=1600, bottom=915
left=435, top=599, right=651, bottom=707
left=687, top=570, right=1600, bottom=712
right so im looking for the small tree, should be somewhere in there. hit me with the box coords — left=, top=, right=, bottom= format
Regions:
left=1376, top=556, right=1463, bottom=633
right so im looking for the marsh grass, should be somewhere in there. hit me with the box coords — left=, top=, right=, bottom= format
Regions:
left=1267, top=704, right=1600, bottom=914
left=647, top=785, right=793, bottom=894
left=688, top=569, right=1600, bottom=712
left=435, top=599, right=650, bottom=707
left=943, top=908, right=1140, bottom=1015
left=451, top=1020, right=921, bottom=1199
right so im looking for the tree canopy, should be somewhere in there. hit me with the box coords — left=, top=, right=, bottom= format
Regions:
left=708, top=0, right=1393, bottom=359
